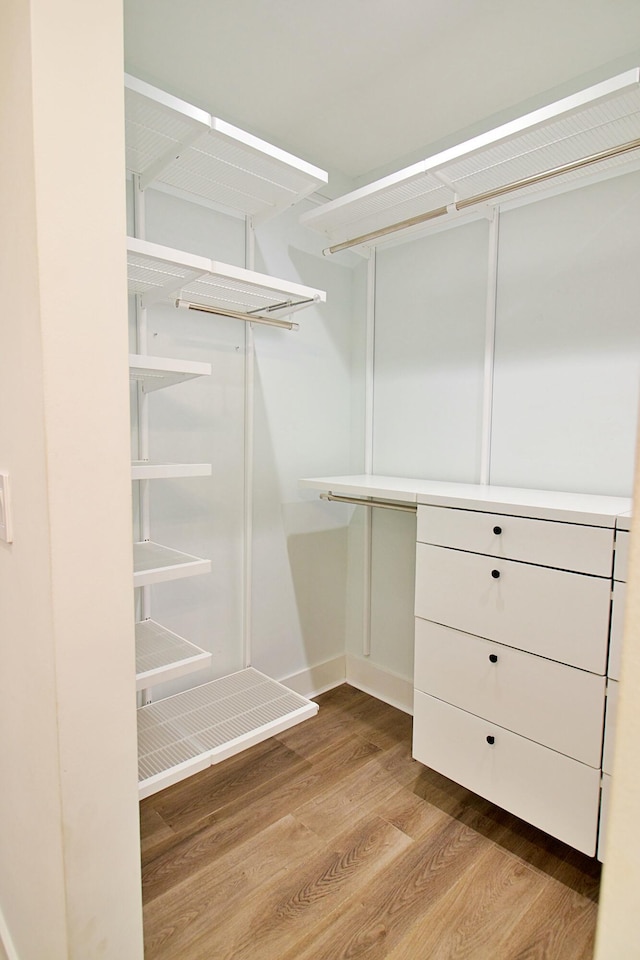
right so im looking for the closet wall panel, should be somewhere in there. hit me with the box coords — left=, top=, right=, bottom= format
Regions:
left=252, top=204, right=359, bottom=682
left=490, top=171, right=640, bottom=497
left=372, top=220, right=489, bottom=481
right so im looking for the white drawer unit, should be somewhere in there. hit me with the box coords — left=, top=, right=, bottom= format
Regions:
left=609, top=581, right=627, bottom=681
left=415, top=541, right=611, bottom=673
left=414, top=618, right=606, bottom=766
left=410, top=498, right=624, bottom=856
left=413, top=690, right=601, bottom=856
left=602, top=679, right=619, bottom=776
left=598, top=773, right=613, bottom=861
left=614, top=530, right=630, bottom=583
left=417, top=505, right=614, bottom=577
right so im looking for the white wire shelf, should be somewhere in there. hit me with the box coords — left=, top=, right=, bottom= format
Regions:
left=137, top=667, right=318, bottom=798
left=131, top=461, right=212, bottom=480
left=135, top=619, right=211, bottom=691
left=301, top=68, right=640, bottom=250
left=125, top=74, right=328, bottom=221
left=133, top=541, right=211, bottom=587
left=129, top=353, right=211, bottom=392
left=127, top=236, right=325, bottom=316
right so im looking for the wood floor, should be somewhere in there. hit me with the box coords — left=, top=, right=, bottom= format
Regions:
left=140, top=684, right=601, bottom=960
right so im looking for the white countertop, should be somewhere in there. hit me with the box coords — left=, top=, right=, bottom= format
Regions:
left=300, top=475, right=633, bottom=527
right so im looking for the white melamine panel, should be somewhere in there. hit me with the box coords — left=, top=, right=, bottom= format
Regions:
left=131, top=461, right=212, bottom=480
left=491, top=171, right=640, bottom=497
left=609, top=581, right=627, bottom=681
left=135, top=619, right=211, bottom=690
left=300, top=475, right=630, bottom=524
left=133, top=541, right=211, bottom=587
left=614, top=530, right=630, bottom=582
left=372, top=221, right=488, bottom=481
left=416, top=504, right=614, bottom=576
left=603, top=679, right=620, bottom=775
left=415, top=543, right=611, bottom=672
left=413, top=690, right=600, bottom=855
left=129, top=354, right=211, bottom=392
left=598, top=773, right=612, bottom=862
left=414, top=619, right=605, bottom=766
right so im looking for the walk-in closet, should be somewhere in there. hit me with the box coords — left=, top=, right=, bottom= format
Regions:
left=3, top=2, right=640, bottom=958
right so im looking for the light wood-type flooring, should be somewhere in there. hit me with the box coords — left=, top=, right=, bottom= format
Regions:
left=140, top=684, right=601, bottom=960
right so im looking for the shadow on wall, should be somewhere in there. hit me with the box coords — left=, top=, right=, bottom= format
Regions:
left=250, top=359, right=350, bottom=678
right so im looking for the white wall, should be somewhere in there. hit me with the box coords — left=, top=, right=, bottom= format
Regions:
left=0, top=1, right=143, bottom=957
left=491, top=172, right=640, bottom=495
left=357, top=173, right=640, bottom=691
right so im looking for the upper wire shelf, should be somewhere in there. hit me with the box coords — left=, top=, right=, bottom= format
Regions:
left=301, top=68, right=640, bottom=253
left=125, top=74, right=328, bottom=222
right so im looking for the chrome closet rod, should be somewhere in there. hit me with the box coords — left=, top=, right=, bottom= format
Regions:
left=176, top=298, right=299, bottom=330
left=324, top=136, right=640, bottom=255
left=320, top=492, right=417, bottom=513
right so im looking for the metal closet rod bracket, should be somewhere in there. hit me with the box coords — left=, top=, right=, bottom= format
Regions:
left=320, top=492, right=417, bottom=513
left=175, top=298, right=299, bottom=331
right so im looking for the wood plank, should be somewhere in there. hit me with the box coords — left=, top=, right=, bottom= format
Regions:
left=281, top=814, right=489, bottom=960
left=142, top=733, right=381, bottom=903
left=383, top=842, right=549, bottom=960
left=149, top=736, right=307, bottom=831
left=176, top=815, right=413, bottom=960
left=143, top=813, right=324, bottom=960
left=485, top=878, right=598, bottom=959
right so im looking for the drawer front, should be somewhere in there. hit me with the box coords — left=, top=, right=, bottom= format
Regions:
left=602, top=679, right=619, bottom=776
left=415, top=543, right=610, bottom=673
left=608, top=581, right=627, bottom=681
left=614, top=530, right=630, bottom=582
left=598, top=773, right=612, bottom=862
left=413, top=690, right=600, bottom=856
left=417, top=505, right=614, bottom=577
left=414, top=619, right=605, bottom=766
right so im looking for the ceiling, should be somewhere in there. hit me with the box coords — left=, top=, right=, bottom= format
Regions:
left=124, top=0, right=640, bottom=191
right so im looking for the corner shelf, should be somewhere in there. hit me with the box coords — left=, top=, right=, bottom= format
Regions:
left=301, top=68, right=640, bottom=250
left=135, top=619, right=211, bottom=691
left=137, top=667, right=318, bottom=798
left=127, top=236, right=325, bottom=317
left=133, top=541, right=211, bottom=587
left=131, top=461, right=212, bottom=480
left=129, top=354, right=211, bottom=393
left=125, top=74, right=328, bottom=221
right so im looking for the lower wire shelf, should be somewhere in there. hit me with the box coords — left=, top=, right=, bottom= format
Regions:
left=137, top=667, right=318, bottom=798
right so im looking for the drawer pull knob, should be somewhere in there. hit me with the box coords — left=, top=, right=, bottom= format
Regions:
left=486, top=735, right=495, bottom=745
left=489, top=654, right=498, bottom=663
left=493, top=525, right=502, bottom=535
left=491, top=569, right=501, bottom=579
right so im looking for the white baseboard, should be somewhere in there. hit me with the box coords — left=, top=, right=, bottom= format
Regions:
left=281, top=655, right=346, bottom=699
left=346, top=655, right=413, bottom=715
left=0, top=906, right=18, bottom=960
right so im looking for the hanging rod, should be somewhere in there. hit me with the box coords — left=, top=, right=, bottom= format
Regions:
left=323, top=136, right=640, bottom=255
left=320, top=492, right=417, bottom=513
left=176, top=299, right=299, bottom=330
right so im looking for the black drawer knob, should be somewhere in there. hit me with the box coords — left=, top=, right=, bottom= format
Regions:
left=489, top=653, right=498, bottom=663
left=491, top=569, right=500, bottom=579
left=493, top=525, right=502, bottom=535
left=486, top=735, right=495, bottom=745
